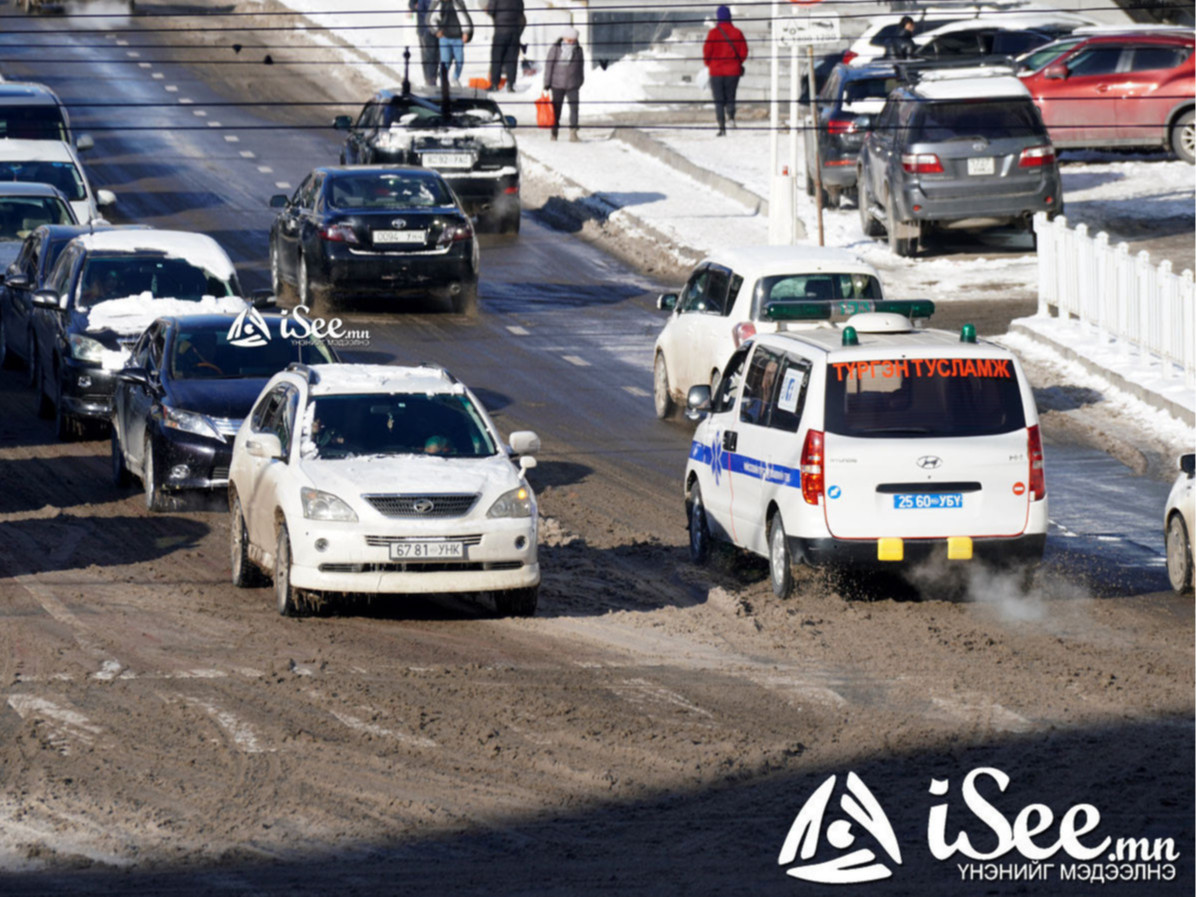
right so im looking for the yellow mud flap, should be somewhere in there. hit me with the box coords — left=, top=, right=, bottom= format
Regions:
left=877, top=537, right=904, bottom=562
left=947, top=536, right=973, bottom=560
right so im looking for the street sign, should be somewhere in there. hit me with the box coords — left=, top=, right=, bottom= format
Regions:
left=774, top=16, right=841, bottom=48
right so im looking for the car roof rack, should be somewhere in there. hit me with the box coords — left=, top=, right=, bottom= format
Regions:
left=894, top=56, right=1016, bottom=84
left=286, top=362, right=320, bottom=385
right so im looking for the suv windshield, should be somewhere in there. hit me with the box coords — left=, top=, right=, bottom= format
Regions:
left=1017, top=38, right=1082, bottom=73
left=305, top=393, right=497, bottom=459
left=754, top=273, right=882, bottom=313
left=0, top=105, right=68, bottom=141
left=824, top=356, right=1027, bottom=438
left=170, top=327, right=334, bottom=381
left=77, top=254, right=236, bottom=307
left=912, top=99, right=1044, bottom=142
left=0, top=161, right=85, bottom=201
left=0, top=196, right=73, bottom=241
left=326, top=172, right=452, bottom=210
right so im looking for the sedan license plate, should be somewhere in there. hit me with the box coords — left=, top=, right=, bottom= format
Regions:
left=893, top=493, right=964, bottom=510
left=422, top=152, right=474, bottom=168
left=389, top=542, right=464, bottom=560
left=967, top=157, right=995, bottom=176
left=373, top=229, right=427, bottom=245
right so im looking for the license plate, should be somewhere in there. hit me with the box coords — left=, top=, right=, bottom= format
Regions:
left=372, top=229, right=426, bottom=245
left=893, top=493, right=964, bottom=510
left=422, top=152, right=474, bottom=168
left=967, top=157, right=995, bottom=176
left=389, top=541, right=464, bottom=560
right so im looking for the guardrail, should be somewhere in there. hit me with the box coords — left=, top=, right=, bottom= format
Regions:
left=1034, top=211, right=1196, bottom=389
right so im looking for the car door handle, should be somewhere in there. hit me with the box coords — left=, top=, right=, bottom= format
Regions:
left=722, top=431, right=738, bottom=452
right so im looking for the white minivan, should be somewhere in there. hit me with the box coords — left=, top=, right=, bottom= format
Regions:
left=682, top=309, right=1047, bottom=597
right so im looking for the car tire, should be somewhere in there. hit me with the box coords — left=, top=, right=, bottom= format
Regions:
left=688, top=483, right=712, bottom=566
left=142, top=436, right=173, bottom=513
left=653, top=353, right=675, bottom=420
left=275, top=523, right=302, bottom=616
left=269, top=243, right=288, bottom=302
left=230, top=495, right=264, bottom=588
left=1166, top=512, right=1193, bottom=594
left=1171, top=110, right=1194, bottom=165
left=886, top=198, right=918, bottom=258
left=451, top=282, right=479, bottom=317
left=111, top=427, right=131, bottom=488
left=53, top=371, right=77, bottom=442
left=768, top=512, right=794, bottom=599
left=857, top=172, right=883, bottom=238
left=494, top=586, right=538, bottom=617
left=297, top=252, right=311, bottom=309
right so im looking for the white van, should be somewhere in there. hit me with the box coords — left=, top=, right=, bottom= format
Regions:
left=682, top=309, right=1047, bottom=597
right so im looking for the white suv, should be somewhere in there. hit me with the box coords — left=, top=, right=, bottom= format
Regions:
left=227, top=363, right=542, bottom=616
left=682, top=310, right=1047, bottom=597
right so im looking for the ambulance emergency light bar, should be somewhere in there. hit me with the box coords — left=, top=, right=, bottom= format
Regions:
left=763, top=299, right=936, bottom=323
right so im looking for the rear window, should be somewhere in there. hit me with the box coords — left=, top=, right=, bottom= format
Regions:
left=0, top=161, right=86, bottom=201
left=325, top=172, right=453, bottom=210
left=1128, top=46, right=1190, bottom=72
left=842, top=77, right=899, bottom=105
left=0, top=196, right=73, bottom=241
left=0, top=105, right=67, bottom=142
left=824, top=356, right=1026, bottom=438
left=869, top=19, right=961, bottom=47
left=753, top=272, right=882, bottom=314
left=912, top=100, right=1044, bottom=143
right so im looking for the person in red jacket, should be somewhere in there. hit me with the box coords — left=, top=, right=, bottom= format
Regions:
left=703, top=6, right=748, bottom=136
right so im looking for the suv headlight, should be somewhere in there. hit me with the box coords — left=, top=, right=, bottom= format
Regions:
left=374, top=128, right=409, bottom=152
left=68, top=333, right=105, bottom=363
left=162, top=405, right=222, bottom=440
left=487, top=485, right=534, bottom=519
left=301, top=487, right=358, bottom=522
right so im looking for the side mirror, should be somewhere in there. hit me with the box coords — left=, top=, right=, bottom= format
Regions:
left=117, top=367, right=150, bottom=387
left=656, top=293, right=678, bottom=311
left=685, top=384, right=712, bottom=420
left=519, top=455, right=537, bottom=471
left=269, top=194, right=289, bottom=209
left=1181, top=453, right=1195, bottom=477
left=96, top=189, right=116, bottom=208
left=249, top=289, right=275, bottom=309
left=1044, top=63, right=1068, bottom=80
left=333, top=115, right=353, bottom=130
left=245, top=433, right=284, bottom=460
left=503, top=115, right=518, bottom=128
left=76, top=134, right=95, bottom=152
left=4, top=271, right=29, bottom=290
left=32, top=288, right=62, bottom=310
left=509, top=430, right=540, bottom=456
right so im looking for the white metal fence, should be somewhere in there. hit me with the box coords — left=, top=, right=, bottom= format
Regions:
left=1034, top=211, right=1196, bottom=388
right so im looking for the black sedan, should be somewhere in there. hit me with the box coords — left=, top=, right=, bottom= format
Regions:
left=269, top=166, right=479, bottom=315
left=111, top=313, right=337, bottom=511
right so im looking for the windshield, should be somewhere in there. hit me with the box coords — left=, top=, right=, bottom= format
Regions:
left=170, top=325, right=334, bottom=381
left=1017, top=38, right=1082, bottom=73
left=843, top=77, right=899, bottom=105
left=912, top=100, right=1044, bottom=142
left=0, top=196, right=73, bottom=241
left=325, top=172, right=453, bottom=210
left=0, top=161, right=86, bottom=201
left=77, top=254, right=236, bottom=308
left=0, top=105, right=68, bottom=142
left=305, top=393, right=497, bottom=460
left=384, top=97, right=503, bottom=128
left=753, top=273, right=882, bottom=314
left=824, top=356, right=1027, bottom=438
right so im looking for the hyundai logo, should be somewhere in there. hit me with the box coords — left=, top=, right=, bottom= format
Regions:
left=412, top=499, right=435, bottom=514
left=391, top=218, right=407, bottom=230
left=917, top=456, right=943, bottom=470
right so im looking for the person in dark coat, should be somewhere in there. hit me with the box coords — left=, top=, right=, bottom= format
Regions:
left=703, top=6, right=748, bottom=136
left=486, top=0, right=524, bottom=92
left=544, top=26, right=585, bottom=142
left=432, top=0, right=474, bottom=87
left=410, top=0, right=440, bottom=87
left=886, top=16, right=918, bottom=60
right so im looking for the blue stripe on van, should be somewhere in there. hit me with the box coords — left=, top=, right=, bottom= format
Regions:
left=690, top=439, right=801, bottom=489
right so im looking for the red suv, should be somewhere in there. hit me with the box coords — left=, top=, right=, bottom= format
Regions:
left=1018, top=31, right=1194, bottom=163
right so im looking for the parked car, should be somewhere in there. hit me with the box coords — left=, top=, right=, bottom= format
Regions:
left=842, top=5, right=1030, bottom=66
left=227, top=363, right=542, bottom=617
left=334, top=85, right=521, bottom=233
left=0, top=139, right=114, bottom=223
left=908, top=13, right=1094, bottom=61
left=857, top=70, right=1062, bottom=256
left=682, top=309, right=1046, bottom=597
left=653, top=246, right=886, bottom=419
left=1017, top=31, right=1195, bottom=163
left=29, top=230, right=248, bottom=439
left=268, top=166, right=479, bottom=315
left=0, top=81, right=94, bottom=152
left=1164, top=453, right=1194, bottom=593
left=111, top=313, right=337, bottom=511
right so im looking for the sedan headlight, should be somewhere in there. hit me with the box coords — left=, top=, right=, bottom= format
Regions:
left=68, top=333, right=106, bottom=363
left=487, top=485, right=534, bottom=519
left=161, top=405, right=223, bottom=440
left=373, top=127, right=409, bottom=152
left=301, top=487, right=358, bottom=522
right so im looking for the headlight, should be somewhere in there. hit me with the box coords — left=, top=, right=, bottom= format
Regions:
left=374, top=128, right=409, bottom=152
left=68, top=333, right=105, bottom=363
left=301, top=487, right=358, bottom=522
left=161, top=406, right=222, bottom=441
left=487, top=485, right=534, bottom=519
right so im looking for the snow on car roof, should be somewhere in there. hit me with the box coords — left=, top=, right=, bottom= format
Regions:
left=915, top=74, right=1030, bottom=100
left=768, top=325, right=1015, bottom=357
left=706, top=244, right=881, bottom=278
left=305, top=363, right=461, bottom=397
left=72, top=230, right=237, bottom=281
left=916, top=12, right=1094, bottom=38
left=0, top=138, right=79, bottom=162
left=85, top=294, right=247, bottom=335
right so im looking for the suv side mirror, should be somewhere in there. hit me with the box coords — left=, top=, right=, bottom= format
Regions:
left=117, top=367, right=150, bottom=387
left=1044, top=63, right=1068, bottom=80
left=32, top=288, right=62, bottom=310
left=249, top=289, right=275, bottom=309
left=509, top=430, right=540, bottom=456
left=4, top=271, right=29, bottom=290
left=657, top=293, right=678, bottom=311
left=96, top=189, right=117, bottom=208
left=76, top=134, right=95, bottom=152
left=246, top=433, right=284, bottom=460
left=269, top=194, right=289, bottom=209
left=686, top=384, right=712, bottom=420
left=1181, top=453, right=1195, bottom=477
left=503, top=115, right=517, bottom=128
left=333, top=115, right=353, bottom=130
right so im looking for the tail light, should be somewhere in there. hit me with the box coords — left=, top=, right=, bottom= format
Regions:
left=1027, top=425, right=1046, bottom=500
left=318, top=224, right=358, bottom=244
left=826, top=118, right=854, bottom=135
left=1018, top=145, right=1056, bottom=168
left=436, top=222, right=473, bottom=247
left=503, top=185, right=519, bottom=195
left=732, top=321, right=756, bottom=348
left=842, top=50, right=858, bottom=64
left=901, top=153, right=943, bottom=174
left=800, top=429, right=825, bottom=506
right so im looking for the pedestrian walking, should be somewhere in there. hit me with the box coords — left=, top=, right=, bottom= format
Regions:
left=409, top=0, right=440, bottom=86
left=432, top=0, right=474, bottom=87
left=485, top=0, right=525, bottom=92
left=544, top=26, right=585, bottom=141
left=703, top=5, right=748, bottom=137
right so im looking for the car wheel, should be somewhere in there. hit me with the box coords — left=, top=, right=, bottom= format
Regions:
left=24, top=331, right=38, bottom=389
left=1166, top=513, right=1193, bottom=594
left=688, top=483, right=712, bottom=565
left=142, top=436, right=172, bottom=512
left=768, top=512, right=794, bottom=599
left=53, top=371, right=77, bottom=442
left=275, top=523, right=302, bottom=616
left=1171, top=110, right=1194, bottom=165
left=886, top=198, right=918, bottom=258
left=857, top=172, right=883, bottom=238
left=270, top=243, right=287, bottom=302
left=111, top=426, right=131, bottom=487
left=451, top=282, right=478, bottom=317
left=230, top=495, right=264, bottom=588
left=494, top=586, right=538, bottom=617
left=652, top=353, right=675, bottom=419
left=825, top=186, right=841, bottom=210
left=297, top=253, right=311, bottom=309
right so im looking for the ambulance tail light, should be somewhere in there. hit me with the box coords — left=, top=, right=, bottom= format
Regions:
left=732, top=321, right=757, bottom=348
left=1027, top=424, right=1046, bottom=500
left=801, top=429, right=825, bottom=506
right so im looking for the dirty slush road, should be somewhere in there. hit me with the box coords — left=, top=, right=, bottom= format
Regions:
left=0, top=2, right=1193, bottom=895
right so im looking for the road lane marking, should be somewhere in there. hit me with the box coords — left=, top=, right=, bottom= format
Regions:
left=224, top=135, right=240, bottom=143
left=562, top=355, right=590, bottom=367
left=193, top=110, right=207, bottom=117
left=116, top=39, right=128, bottom=46
left=275, top=181, right=292, bottom=190
left=257, top=165, right=274, bottom=174
left=7, top=695, right=102, bottom=755
left=329, top=709, right=438, bottom=748
left=152, top=73, right=164, bottom=80
left=180, top=697, right=271, bottom=753
left=165, top=85, right=179, bottom=93
left=506, top=325, right=529, bottom=335
left=138, top=62, right=151, bottom=69
left=207, top=121, right=223, bottom=128
left=622, top=386, right=650, bottom=398
left=178, top=98, right=193, bottom=105
left=239, top=150, right=255, bottom=159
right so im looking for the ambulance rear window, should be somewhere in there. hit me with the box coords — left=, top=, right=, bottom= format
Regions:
left=824, top=357, right=1026, bottom=438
